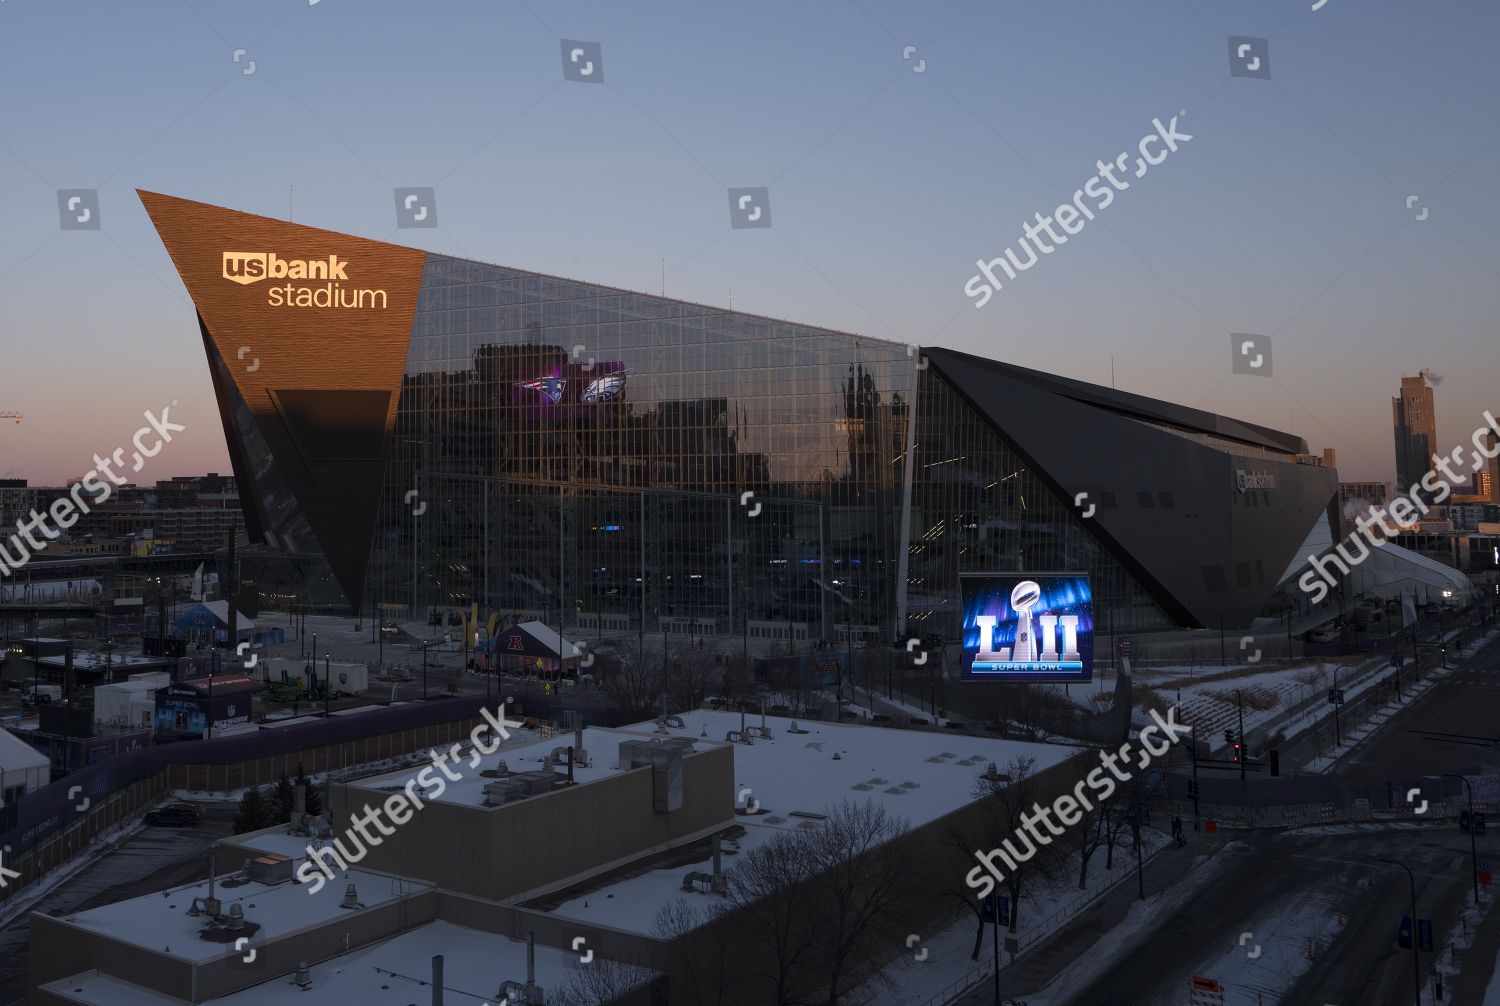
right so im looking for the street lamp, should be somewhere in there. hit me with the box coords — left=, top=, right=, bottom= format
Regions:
left=1375, top=858, right=1423, bottom=1006
left=1330, top=665, right=1343, bottom=747
left=1445, top=773, right=1483, bottom=907
left=1125, top=801, right=1145, bottom=899
left=324, top=652, right=330, bottom=718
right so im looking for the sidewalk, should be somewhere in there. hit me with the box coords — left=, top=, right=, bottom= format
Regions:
left=953, top=831, right=1234, bottom=1003
left=1447, top=890, right=1500, bottom=1004
left=1301, top=625, right=1499, bottom=774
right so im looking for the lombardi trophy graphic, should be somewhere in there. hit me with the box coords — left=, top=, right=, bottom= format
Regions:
left=1010, top=580, right=1041, bottom=662
left=968, top=574, right=1088, bottom=678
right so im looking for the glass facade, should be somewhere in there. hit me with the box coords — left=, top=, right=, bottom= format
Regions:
left=908, top=372, right=1173, bottom=638
left=355, top=254, right=1173, bottom=642
left=366, top=255, right=914, bottom=642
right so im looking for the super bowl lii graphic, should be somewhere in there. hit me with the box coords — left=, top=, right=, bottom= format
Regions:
left=960, top=573, right=1094, bottom=682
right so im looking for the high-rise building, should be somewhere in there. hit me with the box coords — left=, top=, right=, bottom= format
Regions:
left=1392, top=371, right=1438, bottom=498
left=1478, top=425, right=1500, bottom=502
left=139, top=190, right=1341, bottom=634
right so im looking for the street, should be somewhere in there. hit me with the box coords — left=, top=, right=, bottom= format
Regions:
left=1013, top=625, right=1500, bottom=1004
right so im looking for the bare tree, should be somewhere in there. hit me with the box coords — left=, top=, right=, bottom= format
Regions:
left=652, top=897, right=736, bottom=1006
left=597, top=643, right=665, bottom=721
left=1099, top=788, right=1130, bottom=871
left=968, top=755, right=1063, bottom=936
left=804, top=800, right=918, bottom=1005
left=723, top=825, right=820, bottom=1005
left=716, top=652, right=759, bottom=709
left=552, top=956, right=658, bottom=1006
left=972, top=684, right=1078, bottom=741
left=1073, top=794, right=1107, bottom=891
left=665, top=639, right=717, bottom=711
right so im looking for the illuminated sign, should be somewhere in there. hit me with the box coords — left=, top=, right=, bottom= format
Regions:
left=220, top=251, right=387, bottom=309
left=961, top=572, right=1093, bottom=682
left=581, top=371, right=626, bottom=402
left=516, top=368, right=627, bottom=406
left=518, top=377, right=567, bottom=404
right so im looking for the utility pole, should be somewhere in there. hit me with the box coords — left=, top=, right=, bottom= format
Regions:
left=1127, top=801, right=1145, bottom=899
left=1237, top=689, right=1246, bottom=783
left=1331, top=665, right=1343, bottom=747
left=991, top=890, right=1002, bottom=1006
left=1187, top=723, right=1201, bottom=831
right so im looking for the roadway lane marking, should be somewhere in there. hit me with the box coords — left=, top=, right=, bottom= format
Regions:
left=1286, top=850, right=1454, bottom=883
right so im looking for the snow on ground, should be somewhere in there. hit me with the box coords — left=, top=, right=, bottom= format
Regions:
left=1015, top=841, right=1251, bottom=1006
left=1136, top=660, right=1366, bottom=754
left=1165, top=889, right=1345, bottom=1004
left=854, top=831, right=1172, bottom=1006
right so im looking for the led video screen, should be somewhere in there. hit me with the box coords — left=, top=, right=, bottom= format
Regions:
left=960, top=572, right=1093, bottom=683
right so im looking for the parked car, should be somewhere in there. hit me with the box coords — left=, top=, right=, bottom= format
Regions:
left=20, top=684, right=61, bottom=705
left=144, top=802, right=200, bottom=827
left=1305, top=623, right=1340, bottom=644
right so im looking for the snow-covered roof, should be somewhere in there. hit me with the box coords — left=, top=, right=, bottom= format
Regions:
left=349, top=722, right=650, bottom=807
left=0, top=727, right=50, bottom=773
left=39, top=921, right=606, bottom=1006
left=58, top=868, right=425, bottom=963
left=94, top=674, right=171, bottom=695
left=39, top=652, right=161, bottom=671
left=546, top=709, right=1074, bottom=935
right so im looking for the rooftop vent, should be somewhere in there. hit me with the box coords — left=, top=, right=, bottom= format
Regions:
left=226, top=903, right=245, bottom=932
left=249, top=854, right=294, bottom=885
left=293, top=962, right=312, bottom=989
left=340, top=883, right=360, bottom=909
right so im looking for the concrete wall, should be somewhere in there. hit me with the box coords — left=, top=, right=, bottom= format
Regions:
left=671, top=750, right=1094, bottom=1006
left=326, top=744, right=735, bottom=902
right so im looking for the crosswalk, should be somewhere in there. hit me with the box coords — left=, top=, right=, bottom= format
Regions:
left=1289, top=833, right=1476, bottom=881
left=1443, top=668, right=1500, bottom=687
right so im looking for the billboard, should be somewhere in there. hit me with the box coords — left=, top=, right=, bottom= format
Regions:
left=960, top=572, right=1093, bottom=682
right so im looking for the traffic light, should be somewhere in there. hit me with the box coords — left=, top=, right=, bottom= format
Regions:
left=1268, top=749, right=1280, bottom=776
left=1224, top=728, right=1235, bottom=745
left=1187, top=779, right=1200, bottom=797
left=1232, top=742, right=1242, bottom=763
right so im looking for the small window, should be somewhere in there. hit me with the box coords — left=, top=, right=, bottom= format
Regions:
left=1137, top=492, right=1155, bottom=509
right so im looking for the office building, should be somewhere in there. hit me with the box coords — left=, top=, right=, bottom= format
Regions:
left=1393, top=370, right=1438, bottom=499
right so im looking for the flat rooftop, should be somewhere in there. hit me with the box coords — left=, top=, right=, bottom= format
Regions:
left=57, top=867, right=428, bottom=964
left=351, top=721, right=700, bottom=807
left=545, top=709, right=1075, bottom=934
left=40, top=920, right=612, bottom=1006
left=40, top=652, right=162, bottom=670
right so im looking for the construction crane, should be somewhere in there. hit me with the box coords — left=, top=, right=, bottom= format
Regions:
left=0, top=413, right=19, bottom=424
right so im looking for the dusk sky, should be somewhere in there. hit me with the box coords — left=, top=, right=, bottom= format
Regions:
left=1, top=0, right=1496, bottom=487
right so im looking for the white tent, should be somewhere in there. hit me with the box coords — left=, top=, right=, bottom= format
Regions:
left=0, top=729, right=50, bottom=801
